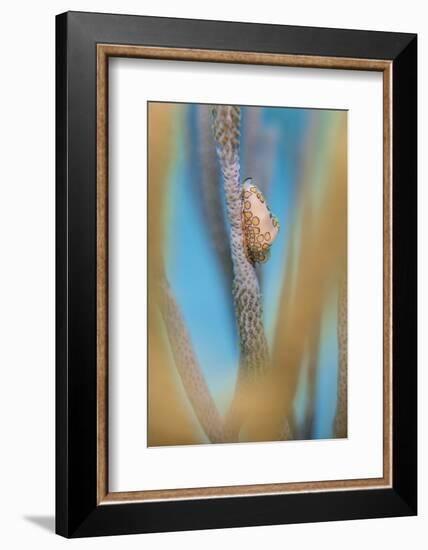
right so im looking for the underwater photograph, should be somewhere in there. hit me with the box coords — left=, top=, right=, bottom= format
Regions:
left=147, top=101, right=347, bottom=446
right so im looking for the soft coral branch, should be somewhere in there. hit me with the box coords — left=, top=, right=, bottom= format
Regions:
left=157, top=275, right=227, bottom=443
left=212, top=106, right=270, bottom=438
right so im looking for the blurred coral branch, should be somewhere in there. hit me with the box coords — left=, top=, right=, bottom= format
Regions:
left=301, top=327, right=321, bottom=439
left=243, top=107, right=278, bottom=196
left=248, top=113, right=347, bottom=441
left=334, top=272, right=348, bottom=438
left=196, top=105, right=234, bottom=286
left=148, top=103, right=225, bottom=444
left=157, top=276, right=227, bottom=443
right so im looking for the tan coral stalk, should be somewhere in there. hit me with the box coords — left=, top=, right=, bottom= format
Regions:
left=196, top=105, right=233, bottom=286
left=148, top=103, right=225, bottom=444
left=334, top=273, right=348, bottom=438
left=212, top=106, right=269, bottom=376
left=212, top=106, right=270, bottom=438
left=157, top=276, right=226, bottom=443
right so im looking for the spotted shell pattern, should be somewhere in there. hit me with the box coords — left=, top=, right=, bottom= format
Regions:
left=241, top=178, right=279, bottom=263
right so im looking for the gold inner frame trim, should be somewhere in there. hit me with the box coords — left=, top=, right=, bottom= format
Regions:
left=96, top=43, right=393, bottom=505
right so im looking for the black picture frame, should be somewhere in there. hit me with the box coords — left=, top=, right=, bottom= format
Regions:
left=56, top=11, right=417, bottom=538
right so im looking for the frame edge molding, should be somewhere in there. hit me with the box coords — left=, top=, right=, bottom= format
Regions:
left=56, top=11, right=417, bottom=537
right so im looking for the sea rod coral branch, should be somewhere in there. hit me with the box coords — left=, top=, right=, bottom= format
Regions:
left=196, top=105, right=233, bottom=287
left=212, top=106, right=269, bottom=377
left=211, top=106, right=271, bottom=439
left=157, top=276, right=226, bottom=443
left=334, top=273, right=348, bottom=438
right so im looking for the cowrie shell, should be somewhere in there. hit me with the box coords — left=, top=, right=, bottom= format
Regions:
left=241, top=178, right=279, bottom=264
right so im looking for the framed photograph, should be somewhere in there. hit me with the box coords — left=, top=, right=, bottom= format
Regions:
left=56, top=11, right=417, bottom=537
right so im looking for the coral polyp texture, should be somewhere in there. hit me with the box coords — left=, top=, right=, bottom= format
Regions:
left=147, top=101, right=348, bottom=446
left=211, top=106, right=269, bottom=378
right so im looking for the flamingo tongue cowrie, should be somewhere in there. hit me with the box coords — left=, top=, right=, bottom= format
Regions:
left=241, top=178, right=280, bottom=264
